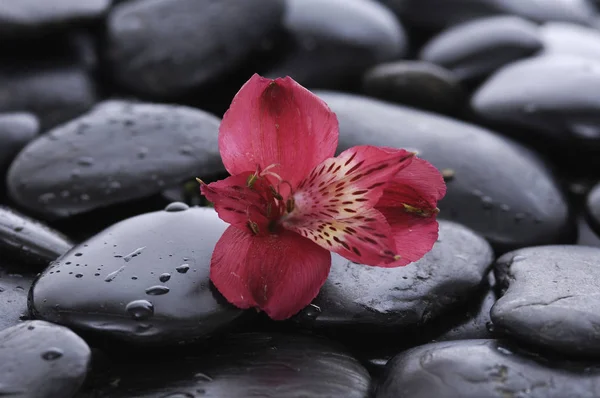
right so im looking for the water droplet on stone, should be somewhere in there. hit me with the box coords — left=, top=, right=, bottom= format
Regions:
left=500, top=204, right=510, bottom=212
left=176, top=264, right=190, bottom=273
left=165, top=202, right=189, bottom=212
left=137, top=147, right=149, bottom=159
left=125, top=299, right=154, bottom=320
left=41, top=348, right=63, bottom=361
left=496, top=346, right=513, bottom=355
left=179, top=145, right=194, bottom=155
left=146, top=285, right=170, bottom=295
left=77, top=156, right=94, bottom=166
left=80, top=193, right=90, bottom=201
left=38, top=193, right=56, bottom=204
left=108, top=181, right=122, bottom=190
left=512, top=255, right=526, bottom=263
left=514, top=212, right=526, bottom=222
left=75, top=274, right=83, bottom=278
left=481, top=196, right=493, bottom=209
left=159, top=273, right=171, bottom=282
left=74, top=253, right=83, bottom=257
left=161, top=393, right=194, bottom=398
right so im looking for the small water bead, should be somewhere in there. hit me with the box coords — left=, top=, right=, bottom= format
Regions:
left=75, top=274, right=83, bottom=278
left=41, top=348, right=63, bottom=361
left=176, top=264, right=190, bottom=273
left=165, top=202, right=189, bottom=212
left=125, top=300, right=154, bottom=320
left=159, top=273, right=171, bottom=282
left=145, top=285, right=170, bottom=295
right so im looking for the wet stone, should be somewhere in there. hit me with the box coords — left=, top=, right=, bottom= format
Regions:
left=106, top=0, right=285, bottom=98
left=472, top=55, right=600, bottom=153
left=29, top=207, right=246, bottom=344
left=491, top=245, right=600, bottom=357
left=0, top=206, right=73, bottom=267
left=0, top=0, right=110, bottom=39
left=294, top=221, right=493, bottom=333
left=0, top=113, right=38, bottom=190
left=0, top=320, right=91, bottom=398
left=376, top=339, right=600, bottom=398
left=539, top=22, right=600, bottom=62
left=419, top=16, right=542, bottom=84
left=0, top=265, right=34, bottom=332
left=317, top=91, right=574, bottom=253
left=266, top=0, right=406, bottom=89
left=7, top=100, right=223, bottom=219
left=362, top=61, right=465, bottom=116
left=77, top=333, right=371, bottom=398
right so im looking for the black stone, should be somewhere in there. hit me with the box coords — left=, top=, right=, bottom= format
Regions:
left=316, top=91, right=574, bottom=253
left=105, top=0, right=285, bottom=98
left=294, top=221, right=493, bottom=332
left=0, top=1, right=110, bottom=39
left=492, top=245, right=600, bottom=357
left=362, top=61, right=465, bottom=116
left=376, top=339, right=600, bottom=398
left=0, top=113, right=38, bottom=187
left=472, top=55, right=600, bottom=153
left=586, top=182, right=600, bottom=236
left=420, top=16, right=542, bottom=83
left=0, top=320, right=91, bottom=398
left=7, top=100, right=223, bottom=219
left=379, top=0, right=597, bottom=30
left=266, top=0, right=406, bottom=90
left=29, top=206, right=246, bottom=344
left=0, top=266, right=33, bottom=332
left=0, top=206, right=73, bottom=267
left=539, top=22, right=600, bottom=61
left=77, top=332, right=371, bottom=398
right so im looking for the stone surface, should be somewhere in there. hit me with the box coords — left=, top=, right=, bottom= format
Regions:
left=294, top=221, right=493, bottom=331
left=7, top=100, right=223, bottom=218
left=0, top=320, right=91, bottom=398
left=491, top=245, right=600, bottom=357
left=376, top=339, right=600, bottom=398
left=266, top=0, right=406, bottom=89
left=586, top=182, right=600, bottom=236
left=317, top=91, right=574, bottom=253
left=420, top=16, right=542, bottom=83
left=0, top=113, right=38, bottom=187
left=77, top=333, right=371, bottom=398
left=379, top=0, right=598, bottom=30
left=29, top=206, right=246, bottom=344
left=0, top=206, right=73, bottom=267
left=362, top=61, right=465, bottom=115
left=0, top=265, right=33, bottom=332
left=539, top=22, right=600, bottom=61
left=106, top=0, right=285, bottom=98
left=0, top=1, right=110, bottom=39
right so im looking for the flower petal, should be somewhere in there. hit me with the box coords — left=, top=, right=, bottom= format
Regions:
left=290, top=146, right=415, bottom=220
left=210, top=226, right=332, bottom=320
left=219, top=74, right=339, bottom=188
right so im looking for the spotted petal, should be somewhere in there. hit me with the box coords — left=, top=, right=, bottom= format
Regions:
left=210, top=226, right=331, bottom=320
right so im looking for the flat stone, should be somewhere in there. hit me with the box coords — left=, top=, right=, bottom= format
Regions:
left=491, top=245, right=600, bottom=357
left=0, top=206, right=73, bottom=267
left=29, top=206, right=246, bottom=344
left=317, top=90, right=574, bottom=253
left=7, top=100, right=223, bottom=218
left=0, top=320, right=91, bottom=398
left=376, top=339, right=600, bottom=398
left=266, top=0, right=406, bottom=89
left=420, top=16, right=542, bottom=83
left=294, top=221, right=493, bottom=332
left=362, top=61, right=465, bottom=115
left=76, top=333, right=371, bottom=398
left=106, top=0, right=285, bottom=98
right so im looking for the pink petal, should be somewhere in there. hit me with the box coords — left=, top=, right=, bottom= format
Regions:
left=200, top=173, right=277, bottom=236
left=210, top=226, right=332, bottom=320
left=291, top=146, right=415, bottom=220
left=219, top=74, right=339, bottom=188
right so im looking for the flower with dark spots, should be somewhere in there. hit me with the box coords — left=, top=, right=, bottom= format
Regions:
left=200, top=74, right=446, bottom=320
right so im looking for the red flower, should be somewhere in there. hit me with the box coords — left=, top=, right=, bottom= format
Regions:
left=200, top=74, right=446, bottom=320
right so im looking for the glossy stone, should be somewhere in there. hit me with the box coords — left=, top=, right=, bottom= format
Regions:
left=29, top=207, right=246, bottom=344
left=266, top=0, right=406, bottom=89
left=106, top=0, right=285, bottom=98
left=77, top=333, right=371, bottom=398
left=0, top=266, right=33, bottom=331
left=0, top=1, right=110, bottom=39
left=317, top=91, right=574, bottom=253
left=0, top=320, right=91, bottom=398
left=362, top=61, right=465, bottom=115
left=586, top=182, right=600, bottom=236
left=492, top=245, right=600, bottom=357
left=294, top=221, right=493, bottom=332
left=420, top=16, right=542, bottom=83
left=472, top=55, right=600, bottom=152
left=539, top=22, right=600, bottom=61
left=376, top=339, right=600, bottom=398
left=379, top=0, right=597, bottom=30
left=0, top=206, right=73, bottom=267
left=0, top=113, right=38, bottom=187
left=7, top=100, right=223, bottom=218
